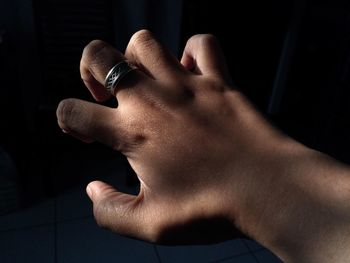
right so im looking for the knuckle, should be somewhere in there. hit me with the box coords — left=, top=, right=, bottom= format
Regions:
left=196, top=34, right=218, bottom=45
left=82, top=39, right=108, bottom=64
left=201, top=33, right=217, bottom=41
left=129, top=29, right=154, bottom=49
left=110, top=115, right=145, bottom=152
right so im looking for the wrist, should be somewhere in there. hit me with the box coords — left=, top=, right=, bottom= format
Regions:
left=232, top=138, right=350, bottom=262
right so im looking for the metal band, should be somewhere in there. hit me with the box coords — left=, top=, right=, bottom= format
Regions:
left=104, top=60, right=137, bottom=95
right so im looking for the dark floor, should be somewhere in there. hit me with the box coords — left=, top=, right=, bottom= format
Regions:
left=0, top=202, right=281, bottom=263
left=0, top=144, right=281, bottom=263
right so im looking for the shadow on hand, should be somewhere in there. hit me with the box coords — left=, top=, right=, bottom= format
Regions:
left=155, top=216, right=246, bottom=246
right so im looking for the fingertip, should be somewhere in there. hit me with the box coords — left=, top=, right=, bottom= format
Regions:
left=87, top=180, right=102, bottom=196
left=86, top=180, right=114, bottom=202
left=86, top=184, right=93, bottom=200
left=86, top=181, right=102, bottom=202
left=180, top=51, right=196, bottom=72
left=81, top=77, right=112, bottom=102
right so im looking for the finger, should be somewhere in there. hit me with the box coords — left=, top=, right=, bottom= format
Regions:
left=86, top=181, right=147, bottom=238
left=57, top=98, right=126, bottom=149
left=181, top=34, right=231, bottom=82
left=80, top=40, right=150, bottom=102
left=125, top=30, right=185, bottom=81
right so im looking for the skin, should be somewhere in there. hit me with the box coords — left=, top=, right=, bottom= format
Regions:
left=56, top=30, right=350, bottom=262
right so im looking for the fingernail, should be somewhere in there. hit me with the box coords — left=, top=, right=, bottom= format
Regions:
left=86, top=185, right=93, bottom=200
left=62, top=129, right=68, bottom=134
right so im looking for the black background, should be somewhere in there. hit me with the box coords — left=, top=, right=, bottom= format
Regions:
left=1, top=0, right=350, bottom=207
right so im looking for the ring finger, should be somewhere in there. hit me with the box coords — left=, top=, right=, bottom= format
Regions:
left=80, top=40, right=152, bottom=104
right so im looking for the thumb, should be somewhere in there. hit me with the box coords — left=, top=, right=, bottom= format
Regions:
left=86, top=181, right=146, bottom=238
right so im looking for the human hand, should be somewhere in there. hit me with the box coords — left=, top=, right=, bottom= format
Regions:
left=56, top=30, right=310, bottom=249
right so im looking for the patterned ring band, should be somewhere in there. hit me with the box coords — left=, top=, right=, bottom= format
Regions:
left=104, top=60, right=137, bottom=95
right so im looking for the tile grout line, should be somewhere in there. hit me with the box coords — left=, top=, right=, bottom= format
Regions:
left=56, top=215, right=93, bottom=224
left=153, top=245, right=162, bottom=263
left=250, top=252, right=260, bottom=263
left=0, top=222, right=54, bottom=233
left=209, top=250, right=260, bottom=263
left=54, top=199, right=58, bottom=263
left=0, top=215, right=94, bottom=234
left=209, top=239, right=267, bottom=263
left=209, top=239, right=265, bottom=263
left=241, top=239, right=260, bottom=263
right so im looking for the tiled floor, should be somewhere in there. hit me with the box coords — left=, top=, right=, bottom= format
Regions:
left=57, top=218, right=158, bottom=263
left=0, top=147, right=282, bottom=263
left=0, top=225, right=55, bottom=263
left=0, top=190, right=282, bottom=262
left=156, top=239, right=248, bottom=263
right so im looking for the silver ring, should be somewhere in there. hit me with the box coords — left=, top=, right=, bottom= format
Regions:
left=104, top=60, right=137, bottom=95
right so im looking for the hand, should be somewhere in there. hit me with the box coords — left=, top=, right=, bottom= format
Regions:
left=56, top=30, right=350, bottom=262
left=56, top=29, right=294, bottom=243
